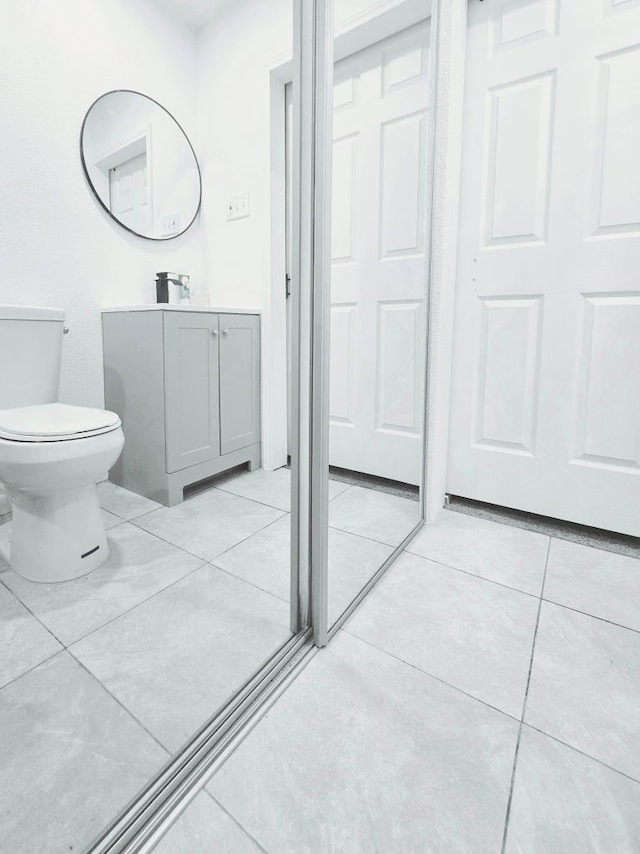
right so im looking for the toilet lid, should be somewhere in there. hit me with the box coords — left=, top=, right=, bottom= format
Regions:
left=0, top=403, right=121, bottom=442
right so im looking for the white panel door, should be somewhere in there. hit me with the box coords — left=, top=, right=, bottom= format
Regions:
left=109, top=152, right=150, bottom=235
left=329, top=21, right=430, bottom=485
left=448, top=0, right=640, bottom=535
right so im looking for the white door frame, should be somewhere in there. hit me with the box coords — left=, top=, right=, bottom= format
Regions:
left=422, top=0, right=469, bottom=522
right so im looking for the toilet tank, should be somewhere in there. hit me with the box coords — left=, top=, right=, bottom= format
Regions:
left=0, top=306, right=65, bottom=410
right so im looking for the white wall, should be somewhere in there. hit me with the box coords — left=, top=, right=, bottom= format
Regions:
left=0, top=0, right=206, bottom=409
left=196, top=0, right=292, bottom=312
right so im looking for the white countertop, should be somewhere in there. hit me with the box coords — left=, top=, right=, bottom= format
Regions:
left=102, top=305, right=260, bottom=314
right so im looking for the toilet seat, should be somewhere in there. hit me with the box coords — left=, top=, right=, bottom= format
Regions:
left=0, top=403, right=121, bottom=442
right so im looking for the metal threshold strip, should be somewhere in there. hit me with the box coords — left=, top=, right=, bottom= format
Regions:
left=87, top=628, right=315, bottom=854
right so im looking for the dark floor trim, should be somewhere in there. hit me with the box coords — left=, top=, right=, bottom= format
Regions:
left=329, top=466, right=420, bottom=501
left=447, top=495, right=639, bottom=559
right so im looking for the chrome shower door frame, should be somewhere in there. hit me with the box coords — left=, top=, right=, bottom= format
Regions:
left=309, top=0, right=443, bottom=646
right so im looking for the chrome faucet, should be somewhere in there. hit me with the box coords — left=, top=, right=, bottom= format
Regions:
left=156, top=272, right=190, bottom=303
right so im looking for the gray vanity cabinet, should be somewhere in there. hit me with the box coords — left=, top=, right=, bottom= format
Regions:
left=102, top=309, right=261, bottom=506
left=164, top=311, right=221, bottom=473
left=219, top=313, right=261, bottom=454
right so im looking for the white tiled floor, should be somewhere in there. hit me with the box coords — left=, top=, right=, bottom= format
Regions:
left=155, top=508, right=640, bottom=854
left=5, top=475, right=637, bottom=853
left=0, top=467, right=416, bottom=853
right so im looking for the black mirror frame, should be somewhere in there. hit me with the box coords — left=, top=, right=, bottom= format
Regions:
left=80, top=89, right=202, bottom=241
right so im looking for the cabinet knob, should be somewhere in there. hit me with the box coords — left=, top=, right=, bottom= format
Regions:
left=211, top=329, right=218, bottom=336
left=222, top=328, right=229, bottom=335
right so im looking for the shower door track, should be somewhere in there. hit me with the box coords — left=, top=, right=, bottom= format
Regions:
left=86, top=628, right=315, bottom=853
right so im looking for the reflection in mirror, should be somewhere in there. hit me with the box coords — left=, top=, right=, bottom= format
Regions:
left=0, top=2, right=299, bottom=851
left=327, top=4, right=431, bottom=628
left=81, top=90, right=201, bottom=239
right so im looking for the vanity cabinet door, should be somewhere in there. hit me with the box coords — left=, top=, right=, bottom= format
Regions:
left=219, top=314, right=261, bottom=455
left=164, top=312, right=221, bottom=473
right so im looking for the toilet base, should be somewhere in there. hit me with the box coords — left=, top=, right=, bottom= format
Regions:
left=2, top=485, right=110, bottom=582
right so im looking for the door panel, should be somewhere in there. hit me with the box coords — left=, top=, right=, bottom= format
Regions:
left=164, top=312, right=220, bottom=473
left=108, top=152, right=150, bottom=236
left=448, top=0, right=640, bottom=535
left=329, top=21, right=430, bottom=485
left=219, top=314, right=261, bottom=455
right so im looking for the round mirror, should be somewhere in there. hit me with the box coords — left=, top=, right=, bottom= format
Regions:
left=80, top=90, right=201, bottom=240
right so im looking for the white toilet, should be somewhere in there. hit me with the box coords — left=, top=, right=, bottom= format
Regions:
left=0, top=306, right=124, bottom=582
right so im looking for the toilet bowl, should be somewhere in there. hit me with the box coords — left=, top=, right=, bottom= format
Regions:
left=0, top=403, right=124, bottom=582
left=0, top=306, right=125, bottom=582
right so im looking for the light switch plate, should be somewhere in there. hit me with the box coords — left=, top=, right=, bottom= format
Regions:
left=226, top=193, right=250, bottom=221
left=161, top=213, right=180, bottom=236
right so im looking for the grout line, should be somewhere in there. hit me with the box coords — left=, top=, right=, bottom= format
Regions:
left=328, top=525, right=397, bottom=552
left=209, top=518, right=397, bottom=612
left=69, top=650, right=172, bottom=756
left=402, top=548, right=543, bottom=600
left=209, top=562, right=289, bottom=606
left=124, top=504, right=165, bottom=523
left=541, top=598, right=640, bottom=637
left=327, top=522, right=409, bottom=550
left=126, top=519, right=219, bottom=562
left=402, top=543, right=640, bottom=636
left=0, top=575, right=67, bottom=647
left=212, top=477, right=353, bottom=512
left=205, top=793, right=271, bottom=854
left=0, top=647, right=65, bottom=693
left=211, top=484, right=291, bottom=514
left=66, top=560, right=209, bottom=648
left=500, top=725, right=523, bottom=854
left=205, top=513, right=290, bottom=563
left=129, top=508, right=288, bottom=564
left=500, top=537, right=551, bottom=854
left=341, top=630, right=522, bottom=725
left=521, top=721, right=640, bottom=786
left=0, top=531, right=209, bottom=651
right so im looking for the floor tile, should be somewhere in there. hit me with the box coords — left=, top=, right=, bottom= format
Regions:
left=134, top=488, right=284, bottom=561
left=211, top=514, right=291, bottom=600
left=98, top=480, right=162, bottom=520
left=526, top=603, right=640, bottom=780
left=2, top=523, right=202, bottom=645
left=0, top=652, right=167, bottom=854
left=0, top=584, right=62, bottom=687
left=329, top=485, right=420, bottom=547
left=346, top=552, right=539, bottom=718
left=505, top=726, right=640, bottom=854
left=0, top=491, right=10, bottom=516
left=407, top=509, right=549, bottom=595
left=330, top=478, right=352, bottom=501
left=102, top=508, right=124, bottom=529
left=544, top=539, right=640, bottom=632
left=213, top=516, right=393, bottom=625
left=0, top=521, right=9, bottom=572
left=327, top=528, right=395, bottom=625
left=214, top=466, right=349, bottom=512
left=214, top=467, right=293, bottom=511
left=153, top=793, right=264, bottom=853
left=72, top=566, right=291, bottom=753
left=208, top=631, right=519, bottom=854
